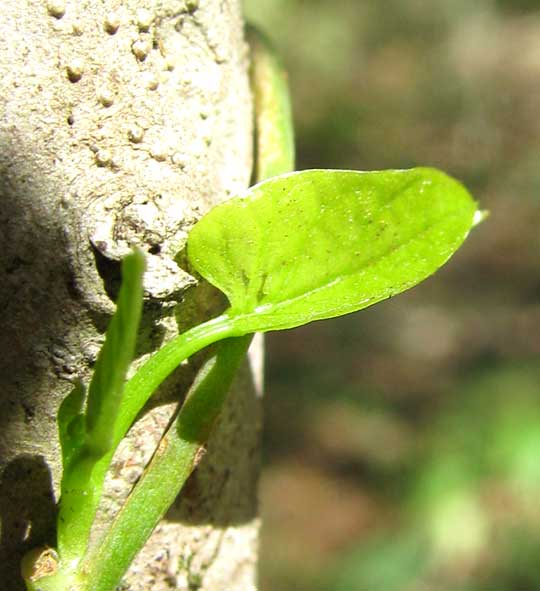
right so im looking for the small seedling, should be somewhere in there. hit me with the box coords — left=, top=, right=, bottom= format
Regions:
left=22, top=28, right=483, bottom=591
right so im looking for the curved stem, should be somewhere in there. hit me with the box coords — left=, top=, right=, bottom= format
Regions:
left=114, top=313, right=236, bottom=446
left=78, top=336, right=252, bottom=591
left=57, top=313, right=236, bottom=569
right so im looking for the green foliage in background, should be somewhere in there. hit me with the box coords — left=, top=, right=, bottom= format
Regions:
left=330, top=364, right=540, bottom=591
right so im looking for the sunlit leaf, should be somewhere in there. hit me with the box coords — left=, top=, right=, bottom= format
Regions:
left=84, top=249, right=145, bottom=456
left=188, top=168, right=478, bottom=333
left=56, top=249, right=145, bottom=560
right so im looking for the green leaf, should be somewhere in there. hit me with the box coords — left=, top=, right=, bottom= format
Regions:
left=187, top=168, right=478, bottom=333
left=56, top=249, right=145, bottom=562
left=57, top=380, right=86, bottom=472
left=84, top=249, right=145, bottom=456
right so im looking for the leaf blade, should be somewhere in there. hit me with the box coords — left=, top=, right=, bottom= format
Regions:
left=84, top=249, right=145, bottom=455
left=187, top=168, right=478, bottom=333
left=56, top=249, right=145, bottom=562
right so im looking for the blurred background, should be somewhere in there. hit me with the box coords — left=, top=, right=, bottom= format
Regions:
left=243, top=1, right=540, bottom=590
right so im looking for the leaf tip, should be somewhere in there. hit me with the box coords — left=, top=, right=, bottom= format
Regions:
left=125, top=247, right=146, bottom=274
left=473, top=209, right=489, bottom=227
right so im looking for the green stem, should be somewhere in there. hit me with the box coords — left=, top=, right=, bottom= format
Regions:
left=77, top=336, right=252, bottom=591
left=57, top=313, right=236, bottom=567
left=57, top=452, right=107, bottom=564
left=114, top=313, right=236, bottom=445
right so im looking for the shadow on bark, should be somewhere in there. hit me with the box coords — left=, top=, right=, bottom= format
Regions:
left=0, top=137, right=74, bottom=588
left=0, top=454, right=57, bottom=590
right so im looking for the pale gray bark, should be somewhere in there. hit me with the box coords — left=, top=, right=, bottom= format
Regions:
left=0, top=1, right=261, bottom=590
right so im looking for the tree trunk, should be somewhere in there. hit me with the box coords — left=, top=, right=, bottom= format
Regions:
left=0, top=1, right=260, bottom=589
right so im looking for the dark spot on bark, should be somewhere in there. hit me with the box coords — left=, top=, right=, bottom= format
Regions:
left=91, top=242, right=122, bottom=302
left=21, top=402, right=34, bottom=424
left=63, top=269, right=79, bottom=300
left=4, top=255, right=28, bottom=274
